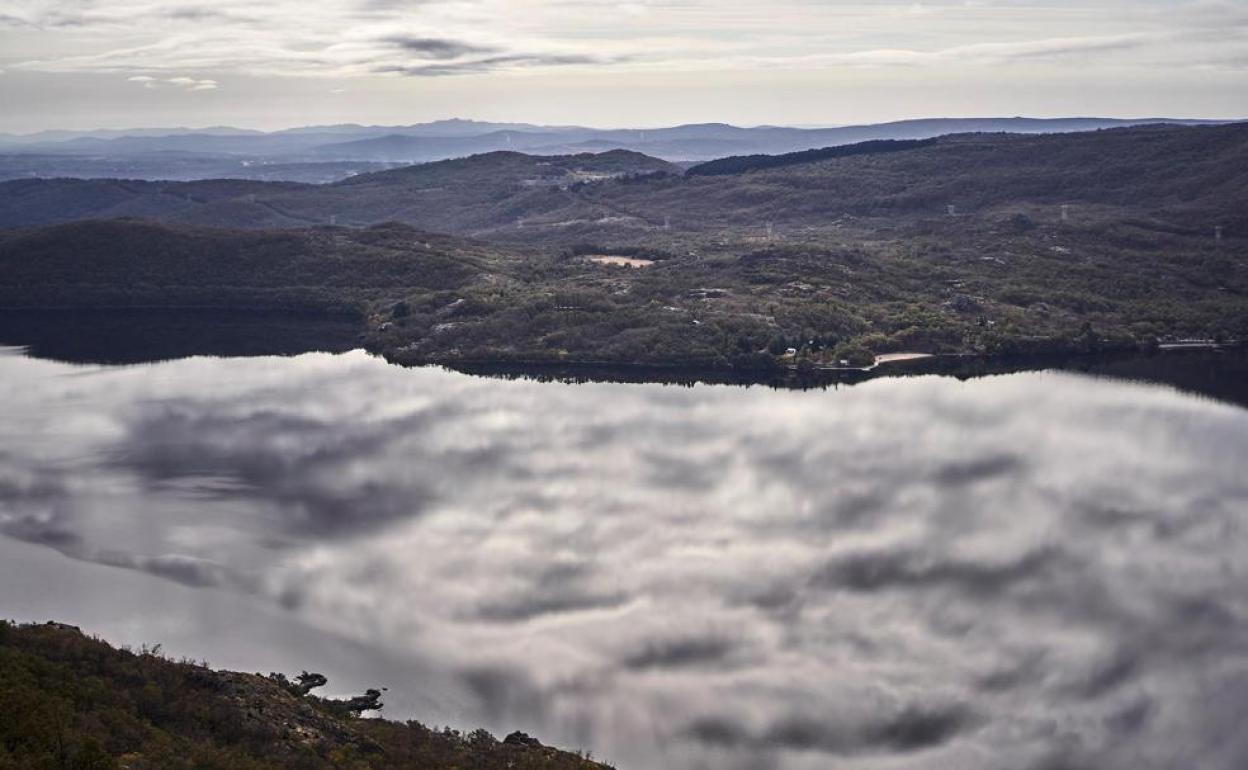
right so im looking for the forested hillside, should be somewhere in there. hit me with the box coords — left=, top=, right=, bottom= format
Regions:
left=685, top=138, right=938, bottom=176
left=4, top=212, right=1240, bottom=370
left=0, top=124, right=1244, bottom=369
left=0, top=178, right=307, bottom=229
left=558, top=123, right=1248, bottom=239
left=1, top=125, right=1244, bottom=238
left=0, top=150, right=677, bottom=232
left=0, top=220, right=516, bottom=314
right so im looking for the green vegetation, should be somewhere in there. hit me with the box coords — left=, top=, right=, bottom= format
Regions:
left=685, top=138, right=937, bottom=177
left=0, top=150, right=678, bottom=233
left=0, top=620, right=611, bottom=770
left=0, top=220, right=513, bottom=316
left=0, top=124, right=1244, bottom=370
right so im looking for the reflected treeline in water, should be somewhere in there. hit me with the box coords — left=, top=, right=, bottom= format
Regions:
left=456, top=346, right=1248, bottom=408
left=0, top=309, right=361, bottom=365
left=3, top=347, right=1248, bottom=769
left=1, top=309, right=1246, bottom=408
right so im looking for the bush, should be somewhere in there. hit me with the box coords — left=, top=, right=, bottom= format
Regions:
left=834, top=342, right=876, bottom=367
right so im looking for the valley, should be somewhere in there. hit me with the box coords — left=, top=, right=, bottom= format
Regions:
left=0, top=124, right=1244, bottom=371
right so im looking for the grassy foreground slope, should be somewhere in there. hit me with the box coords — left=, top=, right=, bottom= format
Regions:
left=0, top=621, right=610, bottom=770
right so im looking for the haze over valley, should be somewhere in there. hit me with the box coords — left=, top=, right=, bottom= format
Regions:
left=0, top=116, right=1233, bottom=181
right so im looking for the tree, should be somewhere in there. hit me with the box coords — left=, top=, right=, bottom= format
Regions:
left=294, top=671, right=328, bottom=696
left=833, top=342, right=875, bottom=368
left=344, top=688, right=384, bottom=717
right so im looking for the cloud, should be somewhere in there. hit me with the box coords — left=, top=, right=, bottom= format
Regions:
left=811, top=545, right=1063, bottom=595
left=381, top=35, right=499, bottom=60
left=8, top=0, right=1243, bottom=83
left=4, top=1, right=633, bottom=79
left=4, top=351, right=1248, bottom=770
left=127, top=74, right=219, bottom=91
left=167, top=76, right=219, bottom=91
left=112, top=404, right=442, bottom=537
left=685, top=702, right=979, bottom=755
left=473, top=586, right=629, bottom=622
left=0, top=470, right=80, bottom=546
left=95, top=551, right=241, bottom=589
left=472, top=560, right=629, bottom=622
left=458, top=665, right=549, bottom=726
left=929, top=452, right=1024, bottom=485
left=759, top=33, right=1159, bottom=70
left=620, top=635, right=738, bottom=671
left=160, top=5, right=254, bottom=24
left=373, top=53, right=620, bottom=78
left=0, top=513, right=80, bottom=547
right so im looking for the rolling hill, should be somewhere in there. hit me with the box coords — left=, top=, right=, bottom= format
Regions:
left=570, top=123, right=1248, bottom=236
left=1, top=123, right=1244, bottom=239
left=0, top=149, right=677, bottom=232
left=0, top=124, right=1244, bottom=370
left=0, top=219, right=518, bottom=314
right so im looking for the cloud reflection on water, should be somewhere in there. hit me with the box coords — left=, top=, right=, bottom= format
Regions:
left=2, top=349, right=1248, bottom=769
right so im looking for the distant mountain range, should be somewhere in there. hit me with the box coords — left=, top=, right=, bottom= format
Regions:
left=0, top=117, right=1239, bottom=173
left=3, top=124, right=1243, bottom=237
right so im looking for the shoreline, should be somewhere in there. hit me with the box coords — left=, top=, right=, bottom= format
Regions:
left=431, top=343, right=1247, bottom=390
left=0, top=307, right=1241, bottom=389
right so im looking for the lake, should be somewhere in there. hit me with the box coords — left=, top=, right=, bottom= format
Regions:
left=2, top=320, right=1247, bottom=770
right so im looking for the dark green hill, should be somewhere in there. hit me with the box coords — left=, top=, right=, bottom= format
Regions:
left=234, top=149, right=681, bottom=235
left=0, top=126, right=1244, bottom=369
left=685, top=138, right=938, bottom=176
left=1, top=126, right=1244, bottom=239
left=0, top=178, right=308, bottom=228
left=1, top=207, right=1244, bottom=369
left=0, top=150, right=679, bottom=233
left=0, top=620, right=610, bottom=770
left=570, top=124, right=1248, bottom=236
left=0, top=219, right=517, bottom=314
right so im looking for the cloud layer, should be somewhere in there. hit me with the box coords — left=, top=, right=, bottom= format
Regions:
left=1, top=1, right=1245, bottom=131
left=2, top=0, right=1247, bottom=82
left=128, top=75, right=218, bottom=90
left=2, top=349, right=1248, bottom=769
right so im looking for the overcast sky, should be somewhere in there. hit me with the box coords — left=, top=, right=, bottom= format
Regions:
left=1, top=0, right=1246, bottom=132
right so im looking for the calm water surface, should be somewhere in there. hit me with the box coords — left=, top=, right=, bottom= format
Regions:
left=2, top=342, right=1247, bottom=770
